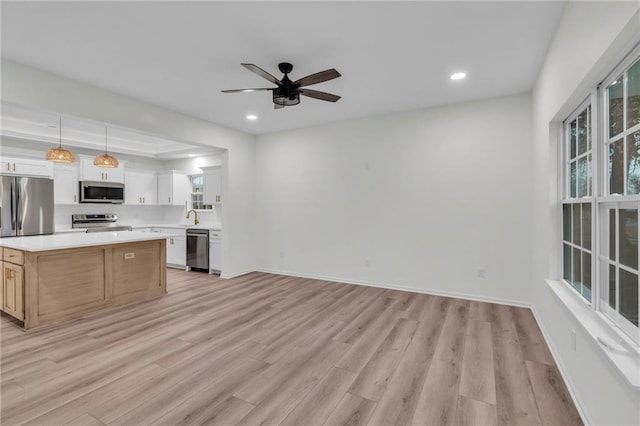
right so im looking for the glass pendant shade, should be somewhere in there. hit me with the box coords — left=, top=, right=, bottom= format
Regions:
left=45, top=117, right=76, bottom=163
left=94, top=127, right=119, bottom=168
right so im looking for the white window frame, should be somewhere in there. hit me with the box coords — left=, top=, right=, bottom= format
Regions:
left=598, top=202, right=640, bottom=343
left=602, top=49, right=640, bottom=198
left=562, top=98, right=596, bottom=304
left=189, top=174, right=212, bottom=211
left=560, top=45, right=640, bottom=346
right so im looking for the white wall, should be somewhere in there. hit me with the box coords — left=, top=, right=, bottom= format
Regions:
left=162, top=154, right=222, bottom=176
left=1, top=60, right=256, bottom=277
left=256, top=93, right=532, bottom=305
left=531, top=2, right=640, bottom=425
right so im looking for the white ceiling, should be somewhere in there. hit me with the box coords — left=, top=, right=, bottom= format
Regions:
left=1, top=1, right=566, bottom=136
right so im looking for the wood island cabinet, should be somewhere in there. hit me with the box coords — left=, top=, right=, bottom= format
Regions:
left=1, top=238, right=166, bottom=330
left=4, top=262, right=24, bottom=320
left=0, top=260, right=3, bottom=312
left=2, top=248, right=25, bottom=321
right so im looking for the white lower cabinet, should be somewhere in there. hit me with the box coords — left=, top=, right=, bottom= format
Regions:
left=154, top=228, right=186, bottom=268
left=166, top=235, right=186, bottom=268
left=209, top=230, right=222, bottom=274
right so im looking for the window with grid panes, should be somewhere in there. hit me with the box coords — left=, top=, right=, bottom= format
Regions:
left=561, top=50, right=639, bottom=344
left=600, top=53, right=639, bottom=339
left=562, top=102, right=593, bottom=301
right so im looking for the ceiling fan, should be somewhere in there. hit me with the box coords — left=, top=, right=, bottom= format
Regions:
left=222, top=62, right=341, bottom=109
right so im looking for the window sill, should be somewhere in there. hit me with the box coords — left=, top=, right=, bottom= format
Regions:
left=545, top=279, right=640, bottom=390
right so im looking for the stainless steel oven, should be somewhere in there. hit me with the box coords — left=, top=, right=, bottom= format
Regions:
left=186, top=228, right=209, bottom=271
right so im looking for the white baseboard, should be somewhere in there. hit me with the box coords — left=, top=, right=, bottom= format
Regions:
left=220, top=269, right=256, bottom=279
left=255, top=267, right=529, bottom=308
left=530, top=306, right=590, bottom=425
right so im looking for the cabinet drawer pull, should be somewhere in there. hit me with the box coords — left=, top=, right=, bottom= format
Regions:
left=12, top=163, right=15, bottom=172
left=73, top=195, right=77, bottom=203
left=6, top=163, right=9, bottom=171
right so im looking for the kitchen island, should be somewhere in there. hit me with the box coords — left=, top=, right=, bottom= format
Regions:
left=0, top=231, right=167, bottom=330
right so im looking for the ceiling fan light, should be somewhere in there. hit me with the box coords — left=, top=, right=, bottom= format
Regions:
left=93, top=153, right=119, bottom=168
left=46, top=147, right=76, bottom=163
left=273, top=91, right=300, bottom=106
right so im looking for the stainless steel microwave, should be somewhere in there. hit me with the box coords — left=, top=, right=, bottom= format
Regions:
left=79, top=181, right=125, bottom=204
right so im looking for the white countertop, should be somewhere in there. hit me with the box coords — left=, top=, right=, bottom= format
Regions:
left=0, top=231, right=167, bottom=252
left=131, top=224, right=222, bottom=231
left=54, top=224, right=222, bottom=234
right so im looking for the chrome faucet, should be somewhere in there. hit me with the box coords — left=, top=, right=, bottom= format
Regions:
left=186, top=209, right=199, bottom=225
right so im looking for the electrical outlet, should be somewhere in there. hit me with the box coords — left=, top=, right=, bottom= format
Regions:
left=364, top=259, right=370, bottom=267
left=571, top=329, right=576, bottom=351
left=477, top=268, right=486, bottom=278
left=279, top=251, right=285, bottom=259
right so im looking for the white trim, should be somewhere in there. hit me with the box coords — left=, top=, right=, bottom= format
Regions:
left=255, top=267, right=529, bottom=308
left=220, top=269, right=256, bottom=279
left=545, top=279, right=640, bottom=390
left=530, top=305, right=591, bottom=426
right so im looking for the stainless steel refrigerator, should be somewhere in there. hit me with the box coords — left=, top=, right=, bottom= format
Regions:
left=0, top=176, right=54, bottom=237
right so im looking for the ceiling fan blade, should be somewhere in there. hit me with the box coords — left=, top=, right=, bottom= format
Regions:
left=241, top=63, right=282, bottom=86
left=299, top=89, right=341, bottom=102
left=221, top=88, right=273, bottom=93
left=293, top=69, right=341, bottom=87
left=274, top=103, right=284, bottom=110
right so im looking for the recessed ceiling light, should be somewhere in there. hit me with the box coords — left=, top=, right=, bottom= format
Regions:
left=450, top=72, right=467, bottom=81
left=246, top=114, right=257, bottom=121
left=187, top=154, right=196, bottom=157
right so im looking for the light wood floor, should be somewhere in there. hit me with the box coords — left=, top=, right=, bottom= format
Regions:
left=1, top=269, right=582, bottom=426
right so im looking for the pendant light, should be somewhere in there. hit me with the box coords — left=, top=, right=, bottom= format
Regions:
left=93, top=127, right=119, bottom=168
left=45, top=117, right=76, bottom=163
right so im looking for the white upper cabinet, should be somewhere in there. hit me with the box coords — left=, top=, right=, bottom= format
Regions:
left=0, top=156, right=53, bottom=177
left=202, top=166, right=222, bottom=204
left=157, top=171, right=189, bottom=206
left=80, top=159, right=124, bottom=183
left=53, top=164, right=79, bottom=204
left=125, top=171, right=157, bottom=205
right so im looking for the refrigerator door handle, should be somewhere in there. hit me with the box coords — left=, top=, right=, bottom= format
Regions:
left=10, top=179, right=16, bottom=231
left=14, top=180, right=20, bottom=232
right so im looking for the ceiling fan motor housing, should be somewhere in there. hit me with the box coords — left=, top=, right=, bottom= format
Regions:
left=278, top=62, right=293, bottom=75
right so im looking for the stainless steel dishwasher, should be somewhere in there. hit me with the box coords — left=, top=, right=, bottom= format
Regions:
left=186, top=228, right=210, bottom=271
